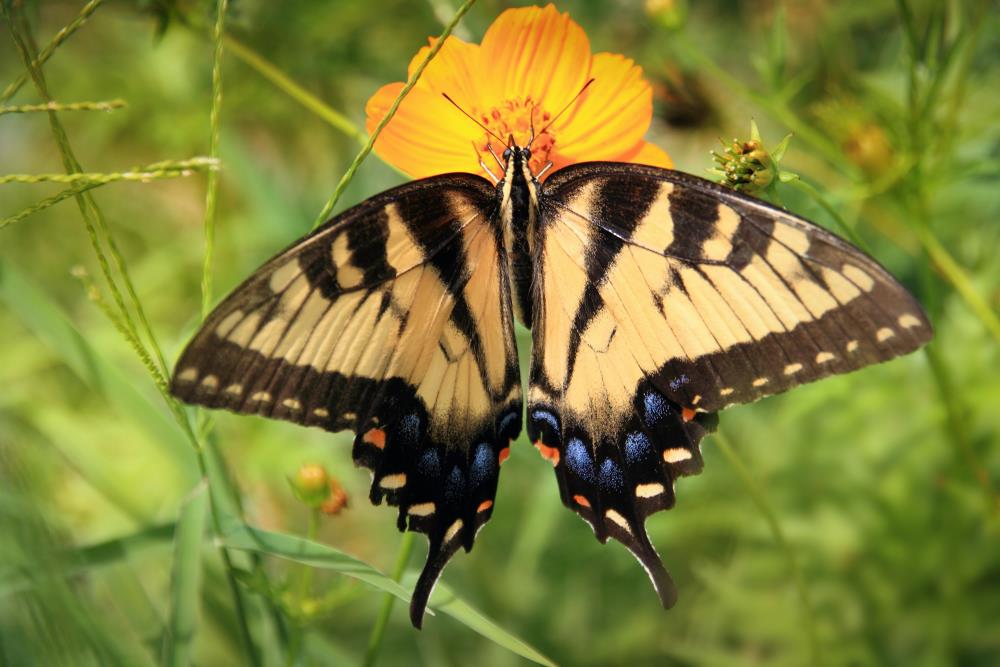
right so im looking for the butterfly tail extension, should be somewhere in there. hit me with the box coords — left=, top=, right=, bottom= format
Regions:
left=353, top=395, right=522, bottom=628
left=527, top=380, right=716, bottom=609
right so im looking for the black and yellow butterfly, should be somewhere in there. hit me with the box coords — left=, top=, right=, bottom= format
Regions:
left=171, top=143, right=931, bottom=627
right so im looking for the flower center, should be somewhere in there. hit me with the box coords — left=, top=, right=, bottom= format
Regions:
left=474, top=96, right=555, bottom=176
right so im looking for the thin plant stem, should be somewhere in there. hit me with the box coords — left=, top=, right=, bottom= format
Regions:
left=286, top=508, right=322, bottom=667
left=311, top=0, right=478, bottom=229
left=0, top=158, right=218, bottom=185
left=0, top=98, right=125, bottom=114
left=924, top=345, right=998, bottom=515
left=1, top=160, right=216, bottom=230
left=3, top=8, right=261, bottom=665
left=783, top=177, right=871, bottom=253
left=913, top=224, right=1000, bottom=345
left=363, top=532, right=415, bottom=667
left=0, top=0, right=105, bottom=104
left=201, top=0, right=228, bottom=319
left=3, top=4, right=166, bottom=381
left=224, top=35, right=366, bottom=146
left=712, top=430, right=822, bottom=666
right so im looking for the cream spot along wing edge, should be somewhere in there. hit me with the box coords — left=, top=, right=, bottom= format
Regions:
left=170, top=174, right=522, bottom=627
left=526, top=162, right=931, bottom=611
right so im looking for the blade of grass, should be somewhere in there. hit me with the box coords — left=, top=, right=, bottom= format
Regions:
left=711, top=430, right=822, bottom=666
left=0, top=261, right=197, bottom=478
left=162, top=482, right=209, bottom=667
left=3, top=5, right=170, bottom=382
left=311, top=0, right=478, bottom=228
left=0, top=523, right=176, bottom=598
left=3, top=9, right=261, bottom=663
left=0, top=0, right=105, bottom=104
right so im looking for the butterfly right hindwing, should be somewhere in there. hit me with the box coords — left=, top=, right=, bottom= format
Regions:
left=525, top=162, right=931, bottom=606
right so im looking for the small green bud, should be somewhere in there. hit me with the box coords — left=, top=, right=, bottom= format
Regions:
left=290, top=463, right=331, bottom=508
left=709, top=121, right=793, bottom=195
left=711, top=138, right=777, bottom=192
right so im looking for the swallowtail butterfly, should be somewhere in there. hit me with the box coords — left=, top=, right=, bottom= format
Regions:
left=172, top=142, right=931, bottom=626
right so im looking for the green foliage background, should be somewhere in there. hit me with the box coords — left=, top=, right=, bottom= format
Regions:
left=1, top=0, right=998, bottom=665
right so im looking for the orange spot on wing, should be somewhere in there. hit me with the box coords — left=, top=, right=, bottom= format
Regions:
left=534, top=441, right=560, bottom=466
left=573, top=494, right=591, bottom=508
left=681, top=407, right=697, bottom=422
left=477, top=500, right=494, bottom=513
left=362, top=428, right=386, bottom=449
left=498, top=447, right=510, bottom=465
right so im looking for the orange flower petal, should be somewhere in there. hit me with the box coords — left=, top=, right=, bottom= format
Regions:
left=366, top=83, right=483, bottom=178
left=622, top=141, right=674, bottom=169
left=552, top=53, right=654, bottom=163
left=405, top=36, right=482, bottom=108
left=479, top=4, right=591, bottom=111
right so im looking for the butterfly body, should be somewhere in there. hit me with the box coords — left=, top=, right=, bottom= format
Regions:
left=171, top=148, right=931, bottom=627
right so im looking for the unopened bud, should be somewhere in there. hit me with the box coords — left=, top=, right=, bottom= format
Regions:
left=291, top=464, right=331, bottom=508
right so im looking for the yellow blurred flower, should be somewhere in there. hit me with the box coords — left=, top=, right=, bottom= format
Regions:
left=365, top=4, right=671, bottom=180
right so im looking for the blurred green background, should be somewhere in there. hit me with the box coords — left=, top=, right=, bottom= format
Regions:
left=2, top=0, right=998, bottom=665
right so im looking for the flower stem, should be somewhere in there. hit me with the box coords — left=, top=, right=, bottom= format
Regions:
left=363, top=532, right=415, bottom=667
left=224, top=35, right=366, bottom=146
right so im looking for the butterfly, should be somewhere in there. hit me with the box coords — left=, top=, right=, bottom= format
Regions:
left=171, top=139, right=931, bottom=627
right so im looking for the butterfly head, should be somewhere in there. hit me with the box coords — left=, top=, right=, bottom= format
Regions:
left=501, top=143, right=536, bottom=182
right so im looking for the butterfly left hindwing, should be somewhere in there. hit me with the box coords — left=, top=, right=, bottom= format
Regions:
left=170, top=174, right=522, bottom=626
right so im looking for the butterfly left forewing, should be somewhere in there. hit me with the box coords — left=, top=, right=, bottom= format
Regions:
left=171, top=174, right=522, bottom=626
left=527, top=162, right=931, bottom=607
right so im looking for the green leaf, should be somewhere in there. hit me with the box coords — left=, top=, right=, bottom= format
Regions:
left=417, top=578, right=558, bottom=667
left=0, top=261, right=199, bottom=484
left=162, top=482, right=209, bottom=667
left=218, top=521, right=413, bottom=603
left=221, top=520, right=554, bottom=665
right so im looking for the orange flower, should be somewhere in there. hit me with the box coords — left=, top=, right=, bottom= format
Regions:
left=365, top=4, right=671, bottom=180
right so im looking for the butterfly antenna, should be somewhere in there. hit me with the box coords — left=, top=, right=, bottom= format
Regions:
left=532, top=78, right=596, bottom=146
left=442, top=92, right=505, bottom=147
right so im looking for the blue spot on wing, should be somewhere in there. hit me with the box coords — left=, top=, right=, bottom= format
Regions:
left=531, top=409, right=559, bottom=432
left=625, top=431, right=653, bottom=465
left=470, top=443, right=494, bottom=487
left=668, top=375, right=689, bottom=391
left=644, top=390, right=672, bottom=425
left=445, top=466, right=465, bottom=503
left=418, top=450, right=440, bottom=479
left=399, top=413, right=421, bottom=443
left=565, top=438, right=595, bottom=483
left=499, top=410, right=519, bottom=434
left=599, top=458, right=624, bottom=492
